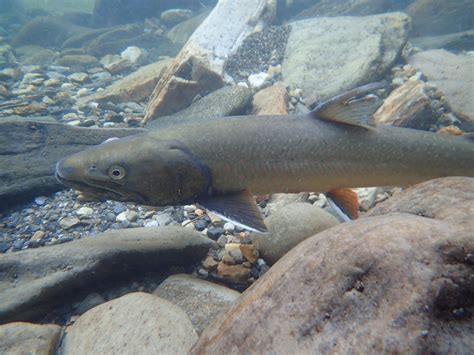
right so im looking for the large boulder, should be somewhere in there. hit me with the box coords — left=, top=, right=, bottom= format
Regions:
left=192, top=178, right=474, bottom=354
left=62, top=292, right=197, bottom=354
left=0, top=119, right=144, bottom=212
left=282, top=12, right=410, bottom=105
left=408, top=50, right=474, bottom=122
left=154, top=274, right=240, bottom=334
left=0, top=226, right=215, bottom=324
left=0, top=322, right=62, bottom=354
left=251, top=202, right=339, bottom=264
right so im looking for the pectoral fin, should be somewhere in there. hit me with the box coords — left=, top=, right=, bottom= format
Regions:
left=311, top=82, right=384, bottom=129
left=327, top=188, right=359, bottom=222
left=197, top=190, right=268, bottom=233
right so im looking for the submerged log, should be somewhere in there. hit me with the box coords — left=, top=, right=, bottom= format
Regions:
left=0, top=119, right=144, bottom=211
left=143, top=0, right=276, bottom=122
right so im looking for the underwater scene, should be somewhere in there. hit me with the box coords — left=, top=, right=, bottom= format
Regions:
left=0, top=0, right=473, bottom=353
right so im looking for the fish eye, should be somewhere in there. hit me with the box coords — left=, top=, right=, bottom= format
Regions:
left=109, top=165, right=125, bottom=179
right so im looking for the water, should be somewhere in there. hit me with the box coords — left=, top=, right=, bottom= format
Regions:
left=0, top=1, right=473, bottom=351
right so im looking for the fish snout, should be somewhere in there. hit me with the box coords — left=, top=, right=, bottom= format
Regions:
left=55, top=156, right=78, bottom=183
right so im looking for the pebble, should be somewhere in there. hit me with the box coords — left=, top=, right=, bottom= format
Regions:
left=193, top=219, right=209, bottom=232
left=116, top=210, right=138, bottom=223
left=76, top=207, right=93, bottom=217
left=121, top=46, right=145, bottom=64
left=31, top=230, right=45, bottom=241
left=216, top=235, right=228, bottom=248
left=207, top=227, right=225, bottom=240
left=184, top=205, right=196, bottom=213
left=68, top=73, right=90, bottom=83
left=34, top=196, right=47, bottom=206
left=59, top=216, right=82, bottom=230
left=223, top=222, right=235, bottom=234
left=155, top=213, right=172, bottom=226
left=248, top=72, right=270, bottom=89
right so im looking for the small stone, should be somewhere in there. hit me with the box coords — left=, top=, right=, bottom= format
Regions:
left=76, top=88, right=89, bottom=97
left=222, top=252, right=237, bottom=265
left=217, top=262, right=251, bottom=281
left=44, top=78, right=60, bottom=87
left=239, top=244, right=259, bottom=264
left=0, top=242, right=10, bottom=253
left=12, top=239, right=25, bottom=250
left=155, top=213, right=172, bottom=226
left=31, top=230, right=45, bottom=241
left=193, top=219, right=209, bottom=231
left=223, top=222, right=235, bottom=234
left=104, top=59, right=131, bottom=74
left=184, top=205, right=196, bottom=213
left=207, top=227, right=225, bottom=240
left=68, top=72, right=90, bottom=83
left=217, top=235, right=228, bottom=247
left=113, top=203, right=127, bottom=214
left=59, top=216, right=81, bottom=230
left=121, top=46, right=145, bottom=64
left=116, top=210, right=138, bottom=222
left=195, top=209, right=205, bottom=217
left=161, top=9, right=194, bottom=26
left=63, top=112, right=79, bottom=121
left=76, top=206, right=93, bottom=217
left=34, top=196, right=47, bottom=205
left=248, top=72, right=270, bottom=89
left=67, top=120, right=81, bottom=127
left=145, top=220, right=160, bottom=227
left=202, top=256, right=219, bottom=271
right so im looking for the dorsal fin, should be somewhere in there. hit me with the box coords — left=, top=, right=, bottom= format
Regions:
left=311, top=82, right=385, bottom=129
left=197, top=190, right=267, bottom=233
left=327, top=188, right=359, bottom=221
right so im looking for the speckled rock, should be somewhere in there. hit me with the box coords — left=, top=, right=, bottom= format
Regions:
left=0, top=322, right=61, bottom=354
left=251, top=202, right=339, bottom=264
left=283, top=12, right=410, bottom=105
left=192, top=211, right=474, bottom=354
left=62, top=292, right=197, bottom=354
left=154, top=274, right=240, bottom=334
left=0, top=227, right=215, bottom=323
left=146, top=85, right=252, bottom=129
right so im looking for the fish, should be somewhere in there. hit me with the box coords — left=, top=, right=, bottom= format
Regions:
left=55, top=83, right=474, bottom=232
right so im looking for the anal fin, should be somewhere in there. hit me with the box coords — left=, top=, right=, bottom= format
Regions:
left=327, top=188, right=359, bottom=221
left=197, top=190, right=268, bottom=233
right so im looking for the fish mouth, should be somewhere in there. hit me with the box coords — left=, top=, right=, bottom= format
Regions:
left=55, top=170, right=125, bottom=200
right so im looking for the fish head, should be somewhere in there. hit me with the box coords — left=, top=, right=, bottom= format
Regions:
left=55, top=133, right=211, bottom=206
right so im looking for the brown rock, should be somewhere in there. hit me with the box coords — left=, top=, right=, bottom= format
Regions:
left=62, top=292, right=197, bottom=354
left=437, top=126, right=464, bottom=136
left=0, top=322, right=62, bottom=355
left=408, top=50, right=474, bottom=122
left=54, top=54, right=98, bottom=67
left=252, top=84, right=289, bottom=115
left=365, top=177, right=474, bottom=226
left=239, top=244, right=258, bottom=264
left=217, top=262, right=251, bottom=281
left=12, top=102, right=48, bottom=116
left=192, top=211, right=474, bottom=354
left=77, top=58, right=171, bottom=106
left=202, top=256, right=219, bottom=271
left=373, top=80, right=436, bottom=129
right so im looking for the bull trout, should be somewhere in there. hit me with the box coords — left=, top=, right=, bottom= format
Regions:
left=55, top=83, right=474, bottom=232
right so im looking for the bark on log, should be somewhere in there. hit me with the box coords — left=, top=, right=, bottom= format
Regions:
left=0, top=119, right=144, bottom=211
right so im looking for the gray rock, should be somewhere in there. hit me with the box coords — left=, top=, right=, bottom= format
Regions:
left=0, top=322, right=62, bottom=354
left=265, top=193, right=309, bottom=214
left=54, top=54, right=98, bottom=68
left=282, top=12, right=410, bottom=105
left=146, top=85, right=252, bottom=129
left=407, top=0, right=474, bottom=36
left=0, top=226, right=215, bottom=324
left=62, top=292, right=197, bottom=354
left=408, top=50, right=474, bottom=122
left=0, top=119, right=144, bottom=212
left=411, top=30, right=474, bottom=52
left=251, top=202, right=339, bottom=264
left=154, top=274, right=240, bottom=334
left=193, top=209, right=474, bottom=354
